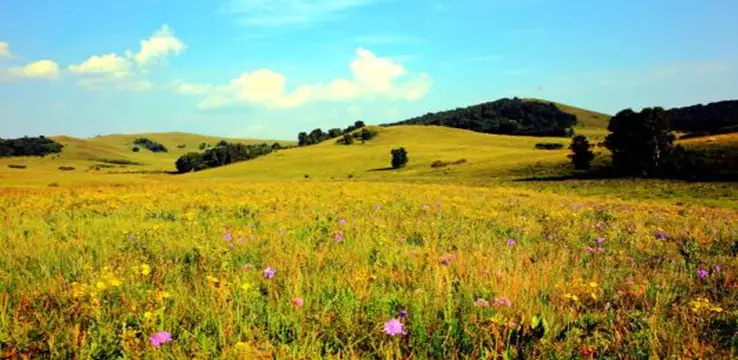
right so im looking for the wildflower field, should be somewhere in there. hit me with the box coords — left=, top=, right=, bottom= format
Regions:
left=1, top=181, right=736, bottom=358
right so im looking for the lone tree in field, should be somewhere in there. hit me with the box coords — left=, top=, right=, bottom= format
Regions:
left=568, top=135, right=594, bottom=170
left=391, top=147, right=408, bottom=169
left=605, top=107, right=675, bottom=176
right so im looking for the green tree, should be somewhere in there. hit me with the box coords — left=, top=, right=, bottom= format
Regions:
left=568, top=135, right=594, bottom=170
left=605, top=107, right=675, bottom=176
left=175, top=152, right=206, bottom=173
left=338, top=134, right=354, bottom=145
left=391, top=147, right=409, bottom=169
left=328, top=128, right=343, bottom=138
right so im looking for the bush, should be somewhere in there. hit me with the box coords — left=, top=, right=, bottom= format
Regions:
left=132, top=146, right=140, bottom=152
left=0, top=136, right=64, bottom=157
left=337, top=134, right=355, bottom=145
left=568, top=135, right=595, bottom=170
left=177, top=144, right=186, bottom=149
left=175, top=152, right=206, bottom=173
left=133, top=138, right=168, bottom=153
left=430, top=159, right=467, bottom=168
left=534, top=143, right=564, bottom=150
left=391, top=147, right=409, bottom=169
left=7, top=164, right=27, bottom=169
left=58, top=166, right=75, bottom=171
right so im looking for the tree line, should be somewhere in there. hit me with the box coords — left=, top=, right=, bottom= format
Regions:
left=384, top=98, right=578, bottom=137
left=298, top=121, right=367, bottom=146
left=568, top=106, right=736, bottom=179
left=667, top=100, right=738, bottom=134
left=133, top=138, right=168, bottom=153
left=0, top=136, right=64, bottom=157
left=175, top=142, right=284, bottom=173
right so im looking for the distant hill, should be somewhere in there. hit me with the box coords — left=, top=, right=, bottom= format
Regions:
left=383, top=98, right=578, bottom=137
left=667, top=100, right=738, bottom=134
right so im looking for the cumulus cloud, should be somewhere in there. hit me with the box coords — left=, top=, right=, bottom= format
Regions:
left=8, top=60, right=60, bottom=79
left=132, top=25, right=186, bottom=66
left=68, top=53, right=131, bottom=77
left=179, top=47, right=431, bottom=110
left=0, top=42, right=10, bottom=58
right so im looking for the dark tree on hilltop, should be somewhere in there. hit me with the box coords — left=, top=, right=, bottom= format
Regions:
left=328, top=128, right=343, bottom=138
left=605, top=107, right=675, bottom=177
left=667, top=100, right=738, bottom=134
left=354, top=120, right=365, bottom=128
left=391, top=147, right=409, bottom=169
left=133, top=138, right=168, bottom=153
left=0, top=136, right=64, bottom=157
left=568, top=135, right=594, bottom=170
left=384, top=98, right=577, bottom=137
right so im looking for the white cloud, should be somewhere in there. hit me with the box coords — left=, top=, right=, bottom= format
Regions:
left=226, top=0, right=374, bottom=27
left=132, top=25, right=186, bottom=66
left=8, top=60, right=60, bottom=79
left=68, top=53, right=131, bottom=77
left=180, top=47, right=431, bottom=110
left=0, top=42, right=10, bottom=58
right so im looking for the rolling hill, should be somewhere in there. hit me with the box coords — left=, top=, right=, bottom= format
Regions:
left=185, top=125, right=576, bottom=183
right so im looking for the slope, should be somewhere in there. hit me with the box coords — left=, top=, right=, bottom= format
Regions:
left=524, top=98, right=611, bottom=139
left=0, top=132, right=292, bottom=185
left=186, top=125, right=573, bottom=182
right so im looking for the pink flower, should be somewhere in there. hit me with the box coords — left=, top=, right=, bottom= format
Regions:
left=383, top=318, right=406, bottom=336
left=149, top=331, right=172, bottom=348
left=493, top=297, right=512, bottom=308
left=263, top=267, right=276, bottom=279
left=474, top=298, right=490, bottom=308
left=291, top=297, right=304, bottom=308
left=507, top=239, right=516, bottom=247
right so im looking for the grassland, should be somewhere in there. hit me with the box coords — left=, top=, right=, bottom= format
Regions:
left=525, top=98, right=612, bottom=140
left=1, top=181, right=736, bottom=358
left=1, top=116, right=738, bottom=358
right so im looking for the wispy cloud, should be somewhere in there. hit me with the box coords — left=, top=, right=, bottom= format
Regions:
left=225, top=0, right=378, bottom=27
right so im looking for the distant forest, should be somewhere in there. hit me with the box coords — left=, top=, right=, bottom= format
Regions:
left=384, top=98, right=578, bottom=137
left=667, top=100, right=738, bottom=135
left=0, top=136, right=64, bottom=157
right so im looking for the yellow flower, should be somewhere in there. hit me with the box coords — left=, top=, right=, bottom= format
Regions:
left=139, top=264, right=151, bottom=276
left=96, top=281, right=107, bottom=290
left=143, top=311, right=153, bottom=320
left=241, top=283, right=252, bottom=292
left=588, top=282, right=598, bottom=288
left=108, top=277, right=122, bottom=287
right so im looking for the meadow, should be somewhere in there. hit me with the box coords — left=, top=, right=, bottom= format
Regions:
left=1, top=119, right=738, bottom=358
left=1, top=181, right=736, bottom=358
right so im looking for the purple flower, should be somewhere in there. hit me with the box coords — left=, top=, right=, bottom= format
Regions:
left=374, top=205, right=382, bottom=210
left=712, top=264, right=722, bottom=274
left=507, top=239, right=516, bottom=247
left=439, top=253, right=455, bottom=266
left=338, top=219, right=348, bottom=226
left=263, top=267, right=276, bottom=279
left=223, top=233, right=233, bottom=242
left=334, top=232, right=344, bottom=243
left=474, top=298, right=490, bottom=308
left=397, top=310, right=408, bottom=319
left=493, top=297, right=512, bottom=308
left=655, top=232, right=666, bottom=240
left=595, top=237, right=605, bottom=244
left=383, top=318, right=406, bottom=336
left=697, top=268, right=708, bottom=279
left=149, top=331, right=172, bottom=348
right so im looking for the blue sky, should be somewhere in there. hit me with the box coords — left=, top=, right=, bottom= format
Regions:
left=1, top=0, right=737, bottom=140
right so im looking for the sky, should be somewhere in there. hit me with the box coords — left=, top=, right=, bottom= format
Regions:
left=1, top=0, right=737, bottom=140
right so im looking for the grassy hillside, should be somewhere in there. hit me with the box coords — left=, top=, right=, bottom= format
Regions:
left=0, top=132, right=292, bottom=185
left=188, top=125, right=574, bottom=182
left=525, top=98, right=611, bottom=139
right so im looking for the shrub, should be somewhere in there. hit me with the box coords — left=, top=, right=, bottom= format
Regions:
left=176, top=152, right=207, bottom=173
left=177, top=144, right=186, bottom=149
left=359, top=128, right=377, bottom=141
left=132, top=146, right=140, bottom=152
left=391, top=147, right=409, bottom=169
left=431, top=160, right=447, bottom=168
left=534, top=143, right=564, bottom=150
left=58, top=166, right=75, bottom=171
left=199, top=142, right=208, bottom=150
left=569, top=135, right=595, bottom=170
left=7, top=164, right=27, bottom=169
left=133, top=138, right=168, bottom=153
left=337, top=134, right=355, bottom=145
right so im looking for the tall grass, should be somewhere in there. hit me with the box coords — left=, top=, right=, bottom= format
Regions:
left=0, top=182, right=736, bottom=358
